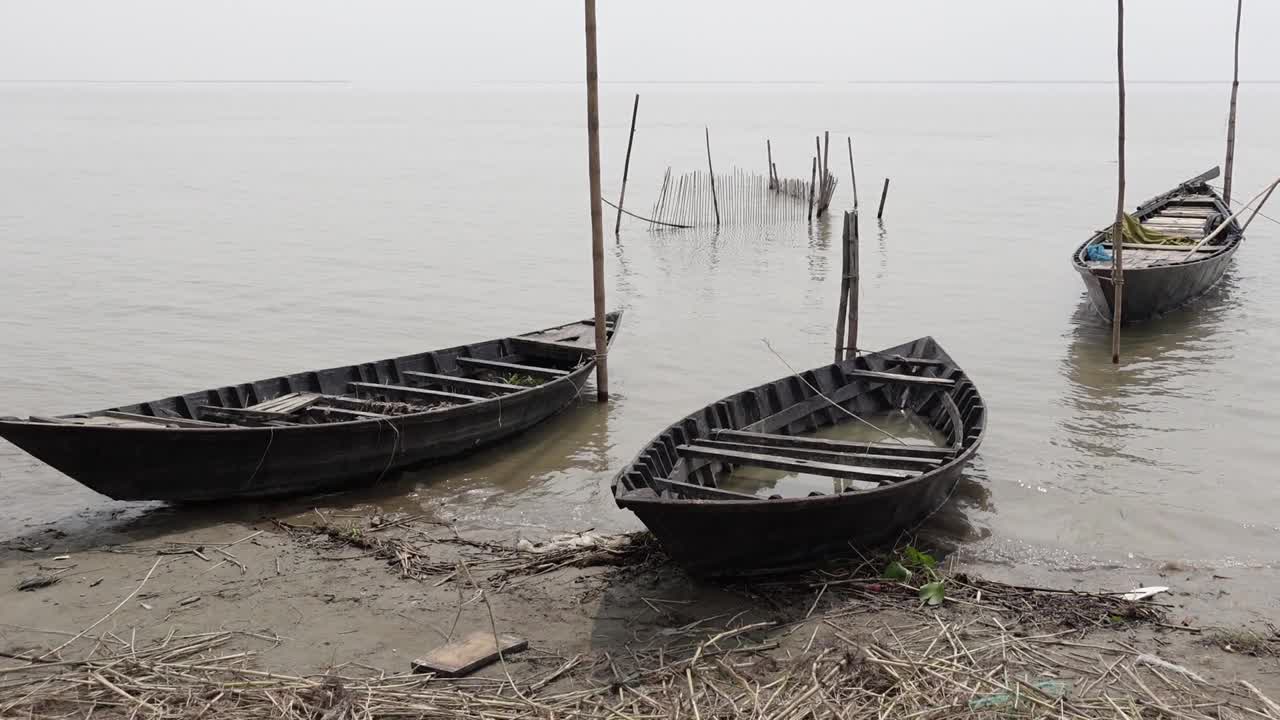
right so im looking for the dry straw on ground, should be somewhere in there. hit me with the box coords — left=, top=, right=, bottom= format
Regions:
left=4, top=523, right=1278, bottom=719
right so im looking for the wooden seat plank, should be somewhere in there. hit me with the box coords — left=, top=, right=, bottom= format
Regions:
left=845, top=369, right=955, bottom=387
left=883, top=356, right=948, bottom=368
left=693, top=438, right=941, bottom=470
left=712, top=429, right=952, bottom=458
left=348, top=382, right=485, bottom=404
left=1101, top=243, right=1217, bottom=253
left=101, top=411, right=228, bottom=428
left=402, top=370, right=529, bottom=394
left=456, top=357, right=570, bottom=378
left=676, top=444, right=915, bottom=484
left=197, top=406, right=300, bottom=426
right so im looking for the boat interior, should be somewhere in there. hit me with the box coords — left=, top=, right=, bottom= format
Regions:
left=1080, top=191, right=1232, bottom=270
left=26, top=317, right=618, bottom=429
left=617, top=354, right=983, bottom=502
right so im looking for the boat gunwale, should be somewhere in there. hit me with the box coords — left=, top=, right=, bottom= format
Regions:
left=0, top=313, right=620, bottom=434
left=612, top=336, right=985, bottom=510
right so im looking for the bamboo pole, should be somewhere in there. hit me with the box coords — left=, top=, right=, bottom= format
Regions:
left=808, top=157, right=817, bottom=221
left=1111, top=0, right=1126, bottom=362
left=614, top=93, right=639, bottom=237
left=1240, top=179, right=1280, bottom=233
left=877, top=178, right=890, bottom=219
left=815, top=136, right=824, bottom=216
left=583, top=0, right=609, bottom=400
left=767, top=140, right=775, bottom=188
left=705, top=128, right=720, bottom=228
left=834, top=211, right=852, bottom=362
left=847, top=137, right=858, bottom=211
left=822, top=131, right=831, bottom=209
left=1222, top=0, right=1243, bottom=204
left=1181, top=177, right=1280, bottom=258
left=848, top=209, right=860, bottom=359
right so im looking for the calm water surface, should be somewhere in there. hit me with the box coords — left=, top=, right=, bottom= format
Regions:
left=2, top=83, right=1278, bottom=581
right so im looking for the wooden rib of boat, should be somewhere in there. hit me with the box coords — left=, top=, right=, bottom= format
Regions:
left=1072, top=167, right=1243, bottom=324
left=0, top=313, right=622, bottom=502
left=611, top=336, right=984, bottom=576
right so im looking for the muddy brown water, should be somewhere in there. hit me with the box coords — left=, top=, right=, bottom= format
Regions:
left=1, top=84, right=1278, bottom=615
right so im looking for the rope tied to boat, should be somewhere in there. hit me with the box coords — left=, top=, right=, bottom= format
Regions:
left=761, top=338, right=910, bottom=446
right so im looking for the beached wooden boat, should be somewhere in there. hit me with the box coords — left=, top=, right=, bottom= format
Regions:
left=1073, top=167, right=1242, bottom=324
left=612, top=337, right=984, bottom=576
left=0, top=313, right=622, bottom=502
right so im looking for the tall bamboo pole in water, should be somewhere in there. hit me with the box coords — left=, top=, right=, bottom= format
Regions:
left=834, top=211, right=851, bottom=362
left=705, top=127, right=720, bottom=228
left=1222, top=0, right=1243, bottom=204
left=1110, top=0, right=1127, bottom=363
left=614, top=93, right=639, bottom=237
left=583, top=0, right=609, bottom=400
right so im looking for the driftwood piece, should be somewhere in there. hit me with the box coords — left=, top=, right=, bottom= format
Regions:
left=411, top=632, right=527, bottom=677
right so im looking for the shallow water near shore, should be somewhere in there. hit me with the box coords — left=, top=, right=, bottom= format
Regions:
left=1, top=83, right=1278, bottom=610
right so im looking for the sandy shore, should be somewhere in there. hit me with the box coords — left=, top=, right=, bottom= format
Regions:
left=2, top=512, right=1278, bottom=717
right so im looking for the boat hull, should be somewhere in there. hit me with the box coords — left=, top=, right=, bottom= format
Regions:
left=612, top=336, right=984, bottom=576
left=1073, top=242, right=1238, bottom=324
left=1071, top=168, right=1242, bottom=324
left=0, top=314, right=619, bottom=502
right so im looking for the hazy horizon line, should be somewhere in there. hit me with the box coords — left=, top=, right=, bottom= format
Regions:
left=1, top=78, right=1276, bottom=86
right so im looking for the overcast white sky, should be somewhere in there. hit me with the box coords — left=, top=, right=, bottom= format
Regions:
left=1, top=1, right=1275, bottom=86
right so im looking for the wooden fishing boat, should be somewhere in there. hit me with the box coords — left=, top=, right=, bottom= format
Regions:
left=1073, top=167, right=1242, bottom=324
left=0, top=313, right=622, bottom=502
left=612, top=336, right=984, bottom=576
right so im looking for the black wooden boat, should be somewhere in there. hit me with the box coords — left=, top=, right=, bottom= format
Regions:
left=612, top=336, right=984, bottom=576
left=0, top=313, right=622, bottom=502
left=1073, top=167, right=1242, bottom=324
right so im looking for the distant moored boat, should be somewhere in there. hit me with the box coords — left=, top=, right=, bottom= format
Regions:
left=1073, top=167, right=1242, bottom=324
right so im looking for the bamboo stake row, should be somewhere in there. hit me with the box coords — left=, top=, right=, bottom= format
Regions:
left=647, top=168, right=814, bottom=228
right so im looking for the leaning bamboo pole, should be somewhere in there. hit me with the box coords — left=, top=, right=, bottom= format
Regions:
left=808, top=157, right=817, bottom=221
left=847, top=137, right=858, bottom=211
left=583, top=0, right=609, bottom=399
left=614, top=93, right=639, bottom=237
left=705, top=128, right=720, bottom=228
left=1222, top=0, right=1243, bottom=204
left=1111, top=0, right=1126, bottom=362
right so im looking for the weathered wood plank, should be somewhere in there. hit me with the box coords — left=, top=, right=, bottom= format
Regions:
left=660, top=477, right=759, bottom=501
left=196, top=406, right=298, bottom=425
left=745, top=379, right=886, bottom=433
left=456, top=357, right=570, bottom=378
left=712, top=429, right=952, bottom=458
left=348, top=382, right=485, bottom=404
left=508, top=337, right=592, bottom=361
left=692, top=438, right=942, bottom=470
left=101, top=411, right=228, bottom=428
left=249, top=393, right=323, bottom=415
left=1102, top=243, right=1217, bottom=253
left=306, top=405, right=389, bottom=420
left=402, top=371, right=528, bottom=394
left=882, top=356, right=948, bottom=368
left=411, top=632, right=528, bottom=677
left=845, top=369, right=954, bottom=387
left=676, top=445, right=915, bottom=483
